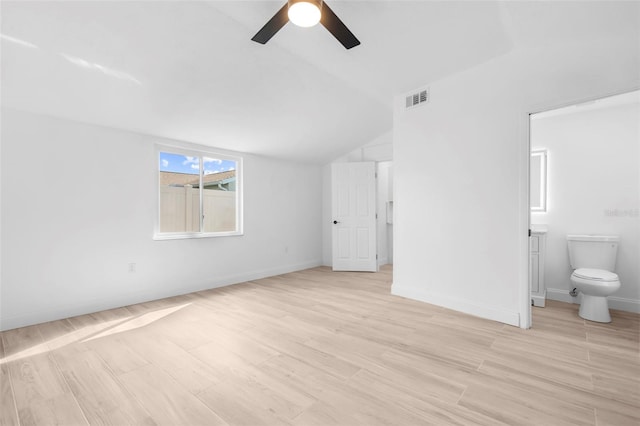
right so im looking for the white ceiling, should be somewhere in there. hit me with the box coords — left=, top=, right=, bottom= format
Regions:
left=2, top=1, right=638, bottom=163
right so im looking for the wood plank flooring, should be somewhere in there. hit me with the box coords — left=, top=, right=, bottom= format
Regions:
left=1, top=266, right=639, bottom=425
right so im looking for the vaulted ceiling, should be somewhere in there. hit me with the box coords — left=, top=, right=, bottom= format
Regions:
left=2, top=1, right=638, bottom=163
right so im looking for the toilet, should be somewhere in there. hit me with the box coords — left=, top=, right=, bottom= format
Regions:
left=567, top=235, right=621, bottom=323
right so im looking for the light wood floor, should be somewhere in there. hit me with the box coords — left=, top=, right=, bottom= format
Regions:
left=1, top=266, right=639, bottom=425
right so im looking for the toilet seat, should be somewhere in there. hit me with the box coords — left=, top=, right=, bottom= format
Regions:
left=572, top=268, right=619, bottom=282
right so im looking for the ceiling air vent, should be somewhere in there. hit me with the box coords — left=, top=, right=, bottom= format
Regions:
left=405, top=88, right=429, bottom=109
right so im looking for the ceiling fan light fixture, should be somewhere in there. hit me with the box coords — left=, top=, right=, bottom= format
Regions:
left=252, top=0, right=360, bottom=49
left=288, top=0, right=322, bottom=27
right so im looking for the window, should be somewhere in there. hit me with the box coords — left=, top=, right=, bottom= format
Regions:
left=155, top=145, right=242, bottom=239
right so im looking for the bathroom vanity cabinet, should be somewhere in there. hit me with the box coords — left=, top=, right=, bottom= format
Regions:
left=530, top=227, right=547, bottom=307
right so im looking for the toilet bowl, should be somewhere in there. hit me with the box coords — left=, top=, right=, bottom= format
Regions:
left=570, top=268, right=621, bottom=323
left=567, top=235, right=621, bottom=323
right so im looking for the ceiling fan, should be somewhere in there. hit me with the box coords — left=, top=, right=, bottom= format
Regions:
left=251, top=0, right=360, bottom=49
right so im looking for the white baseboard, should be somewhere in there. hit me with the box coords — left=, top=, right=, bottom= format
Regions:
left=391, top=283, right=520, bottom=327
left=531, top=293, right=546, bottom=307
left=607, top=296, right=640, bottom=314
left=0, top=260, right=323, bottom=331
left=546, top=287, right=640, bottom=314
left=546, top=288, right=576, bottom=304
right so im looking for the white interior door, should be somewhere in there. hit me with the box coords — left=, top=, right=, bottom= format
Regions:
left=332, top=162, right=378, bottom=272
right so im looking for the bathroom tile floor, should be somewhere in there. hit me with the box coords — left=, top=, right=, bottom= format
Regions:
left=1, top=266, right=638, bottom=425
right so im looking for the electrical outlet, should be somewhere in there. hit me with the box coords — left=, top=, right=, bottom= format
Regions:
left=128, top=263, right=136, bottom=273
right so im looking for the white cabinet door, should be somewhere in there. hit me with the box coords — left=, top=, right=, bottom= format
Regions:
left=530, top=232, right=546, bottom=307
left=332, top=162, right=377, bottom=272
left=531, top=253, right=539, bottom=293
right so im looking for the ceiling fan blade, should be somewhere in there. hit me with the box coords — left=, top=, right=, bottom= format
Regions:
left=320, top=2, right=360, bottom=49
left=251, top=3, right=289, bottom=44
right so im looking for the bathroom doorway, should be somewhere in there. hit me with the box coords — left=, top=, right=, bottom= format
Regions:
left=528, top=90, right=640, bottom=324
left=377, top=161, right=393, bottom=266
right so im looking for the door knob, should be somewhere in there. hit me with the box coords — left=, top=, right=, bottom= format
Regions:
left=333, top=220, right=339, bottom=224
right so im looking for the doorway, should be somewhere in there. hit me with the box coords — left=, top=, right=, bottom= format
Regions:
left=331, top=162, right=378, bottom=272
left=377, top=161, right=393, bottom=266
left=328, top=160, right=394, bottom=272
left=528, top=89, right=640, bottom=326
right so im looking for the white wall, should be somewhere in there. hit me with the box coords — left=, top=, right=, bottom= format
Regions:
left=0, top=109, right=323, bottom=331
left=393, top=32, right=639, bottom=327
left=322, top=132, right=393, bottom=266
left=531, top=101, right=639, bottom=312
left=331, top=131, right=393, bottom=164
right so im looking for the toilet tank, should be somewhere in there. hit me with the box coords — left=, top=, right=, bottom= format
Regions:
left=567, top=235, right=619, bottom=271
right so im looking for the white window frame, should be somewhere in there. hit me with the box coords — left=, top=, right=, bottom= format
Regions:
left=153, top=143, right=243, bottom=240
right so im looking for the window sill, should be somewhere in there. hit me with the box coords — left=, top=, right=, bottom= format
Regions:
left=153, top=231, right=243, bottom=241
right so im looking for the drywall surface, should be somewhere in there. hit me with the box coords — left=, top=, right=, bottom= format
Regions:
left=0, top=109, right=323, bottom=330
left=531, top=101, right=639, bottom=311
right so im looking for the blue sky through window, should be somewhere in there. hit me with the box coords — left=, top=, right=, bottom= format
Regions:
left=159, top=152, right=236, bottom=175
